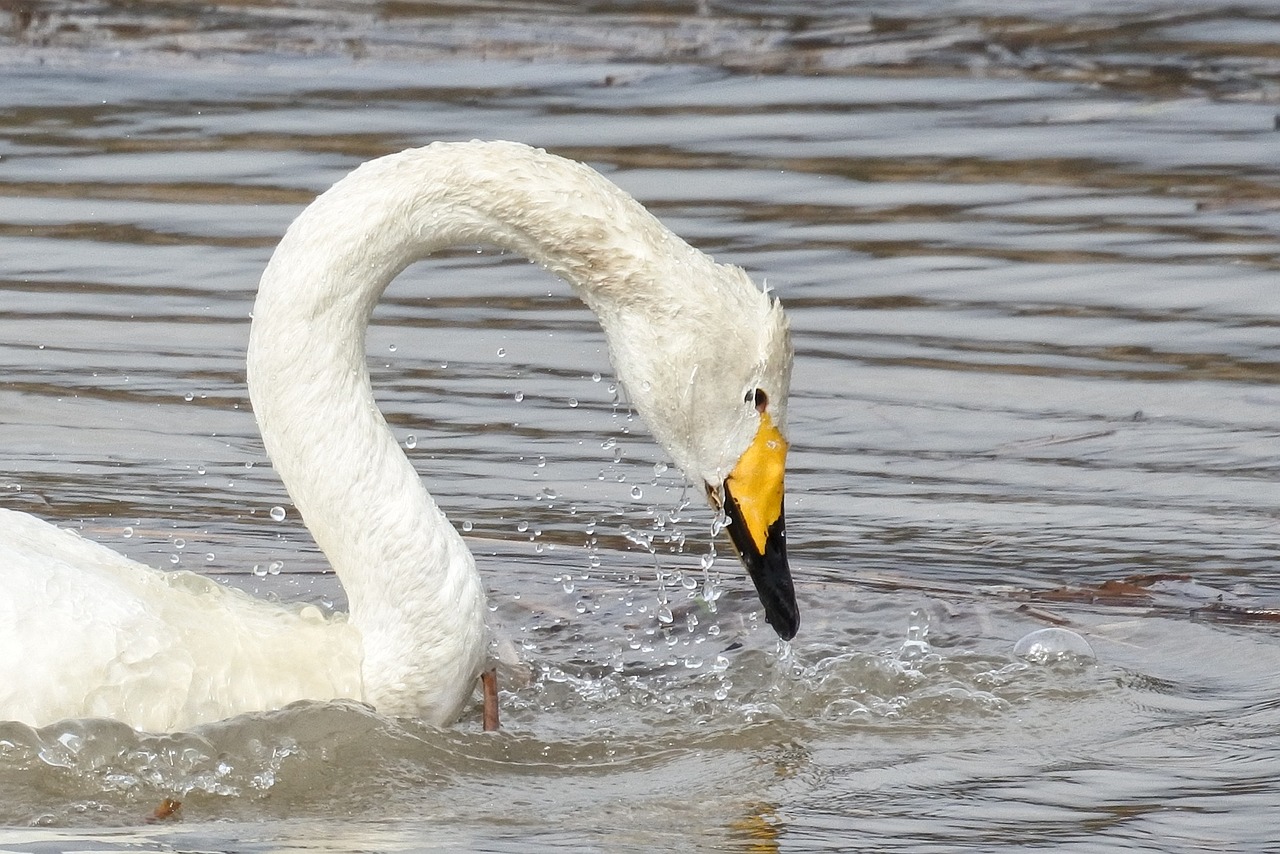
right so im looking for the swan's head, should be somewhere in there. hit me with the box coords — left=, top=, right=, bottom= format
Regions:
left=598, top=259, right=798, bottom=640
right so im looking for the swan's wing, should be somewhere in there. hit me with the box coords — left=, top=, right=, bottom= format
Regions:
left=0, top=509, right=363, bottom=730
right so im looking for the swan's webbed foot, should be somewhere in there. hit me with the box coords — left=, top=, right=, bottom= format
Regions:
left=146, top=798, right=182, bottom=823
left=481, top=667, right=499, bottom=732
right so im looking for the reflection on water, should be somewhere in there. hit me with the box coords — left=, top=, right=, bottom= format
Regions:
left=1, top=0, right=1279, bottom=850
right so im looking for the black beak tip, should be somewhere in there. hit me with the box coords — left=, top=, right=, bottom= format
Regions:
left=722, top=489, right=800, bottom=641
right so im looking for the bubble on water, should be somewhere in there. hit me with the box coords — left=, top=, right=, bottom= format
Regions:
left=173, top=538, right=185, bottom=550
left=122, top=527, right=133, bottom=539
left=269, top=506, right=286, bottom=522
left=516, top=521, right=529, bottom=533
left=252, top=564, right=267, bottom=578
left=404, top=435, right=417, bottom=449
left=205, top=553, right=215, bottom=562
left=388, top=343, right=397, bottom=352
left=196, top=465, right=206, bottom=475
left=169, top=554, right=180, bottom=565
left=513, top=391, right=524, bottom=402
left=630, top=485, right=643, bottom=500
left=1014, top=628, right=1095, bottom=663
left=183, top=392, right=194, bottom=402
left=568, top=398, right=578, bottom=408
left=496, top=347, right=506, bottom=358
left=268, top=560, right=283, bottom=576
left=591, top=372, right=601, bottom=382
left=461, top=520, right=473, bottom=532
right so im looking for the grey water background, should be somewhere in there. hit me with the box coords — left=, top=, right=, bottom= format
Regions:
left=1, top=0, right=1279, bottom=850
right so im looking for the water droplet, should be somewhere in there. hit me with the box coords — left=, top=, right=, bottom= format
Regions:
left=173, top=538, right=185, bottom=550
left=404, top=435, right=417, bottom=449
left=897, top=608, right=931, bottom=662
left=196, top=465, right=207, bottom=475
left=252, top=564, right=267, bottom=578
left=268, top=560, right=283, bottom=576
left=514, top=391, right=524, bottom=402
left=169, top=554, right=180, bottom=565
left=205, top=553, right=215, bottom=562
left=591, top=372, right=601, bottom=382
left=657, top=606, right=673, bottom=624
left=517, top=521, right=529, bottom=533
left=461, top=520, right=473, bottom=532
left=568, top=398, right=578, bottom=408
left=388, top=343, right=397, bottom=352
left=630, top=485, right=643, bottom=500
left=183, top=392, right=194, bottom=402
left=653, top=461, right=668, bottom=476
left=269, top=506, right=286, bottom=522
left=1014, top=628, right=1095, bottom=662
left=122, top=527, right=133, bottom=539
left=496, top=347, right=506, bottom=358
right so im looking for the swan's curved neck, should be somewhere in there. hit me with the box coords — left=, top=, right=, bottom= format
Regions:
left=244, top=142, right=732, bottom=717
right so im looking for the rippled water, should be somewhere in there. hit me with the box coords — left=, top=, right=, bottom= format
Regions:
left=2, top=1, right=1280, bottom=850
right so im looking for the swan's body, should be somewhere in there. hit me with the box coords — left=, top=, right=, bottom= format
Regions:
left=0, top=141, right=796, bottom=732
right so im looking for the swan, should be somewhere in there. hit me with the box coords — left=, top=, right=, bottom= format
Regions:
left=0, top=141, right=797, bottom=732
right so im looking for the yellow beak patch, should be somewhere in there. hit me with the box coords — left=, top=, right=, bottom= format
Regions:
left=724, top=412, right=788, bottom=553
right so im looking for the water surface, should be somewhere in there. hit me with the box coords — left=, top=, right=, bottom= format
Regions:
left=1, top=1, right=1279, bottom=850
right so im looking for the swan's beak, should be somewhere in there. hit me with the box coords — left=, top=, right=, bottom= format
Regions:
left=719, top=412, right=799, bottom=640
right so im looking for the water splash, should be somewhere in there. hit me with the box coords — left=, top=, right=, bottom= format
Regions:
left=896, top=607, right=932, bottom=664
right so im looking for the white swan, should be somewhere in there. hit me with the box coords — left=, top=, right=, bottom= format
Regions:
left=0, top=141, right=796, bottom=732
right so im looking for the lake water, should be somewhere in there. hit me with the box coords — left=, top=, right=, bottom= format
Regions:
left=1, top=0, right=1279, bottom=850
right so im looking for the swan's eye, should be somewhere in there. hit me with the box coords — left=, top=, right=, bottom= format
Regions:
left=746, top=388, right=768, bottom=413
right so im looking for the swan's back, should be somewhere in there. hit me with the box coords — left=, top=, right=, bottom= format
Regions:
left=0, top=508, right=362, bottom=731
